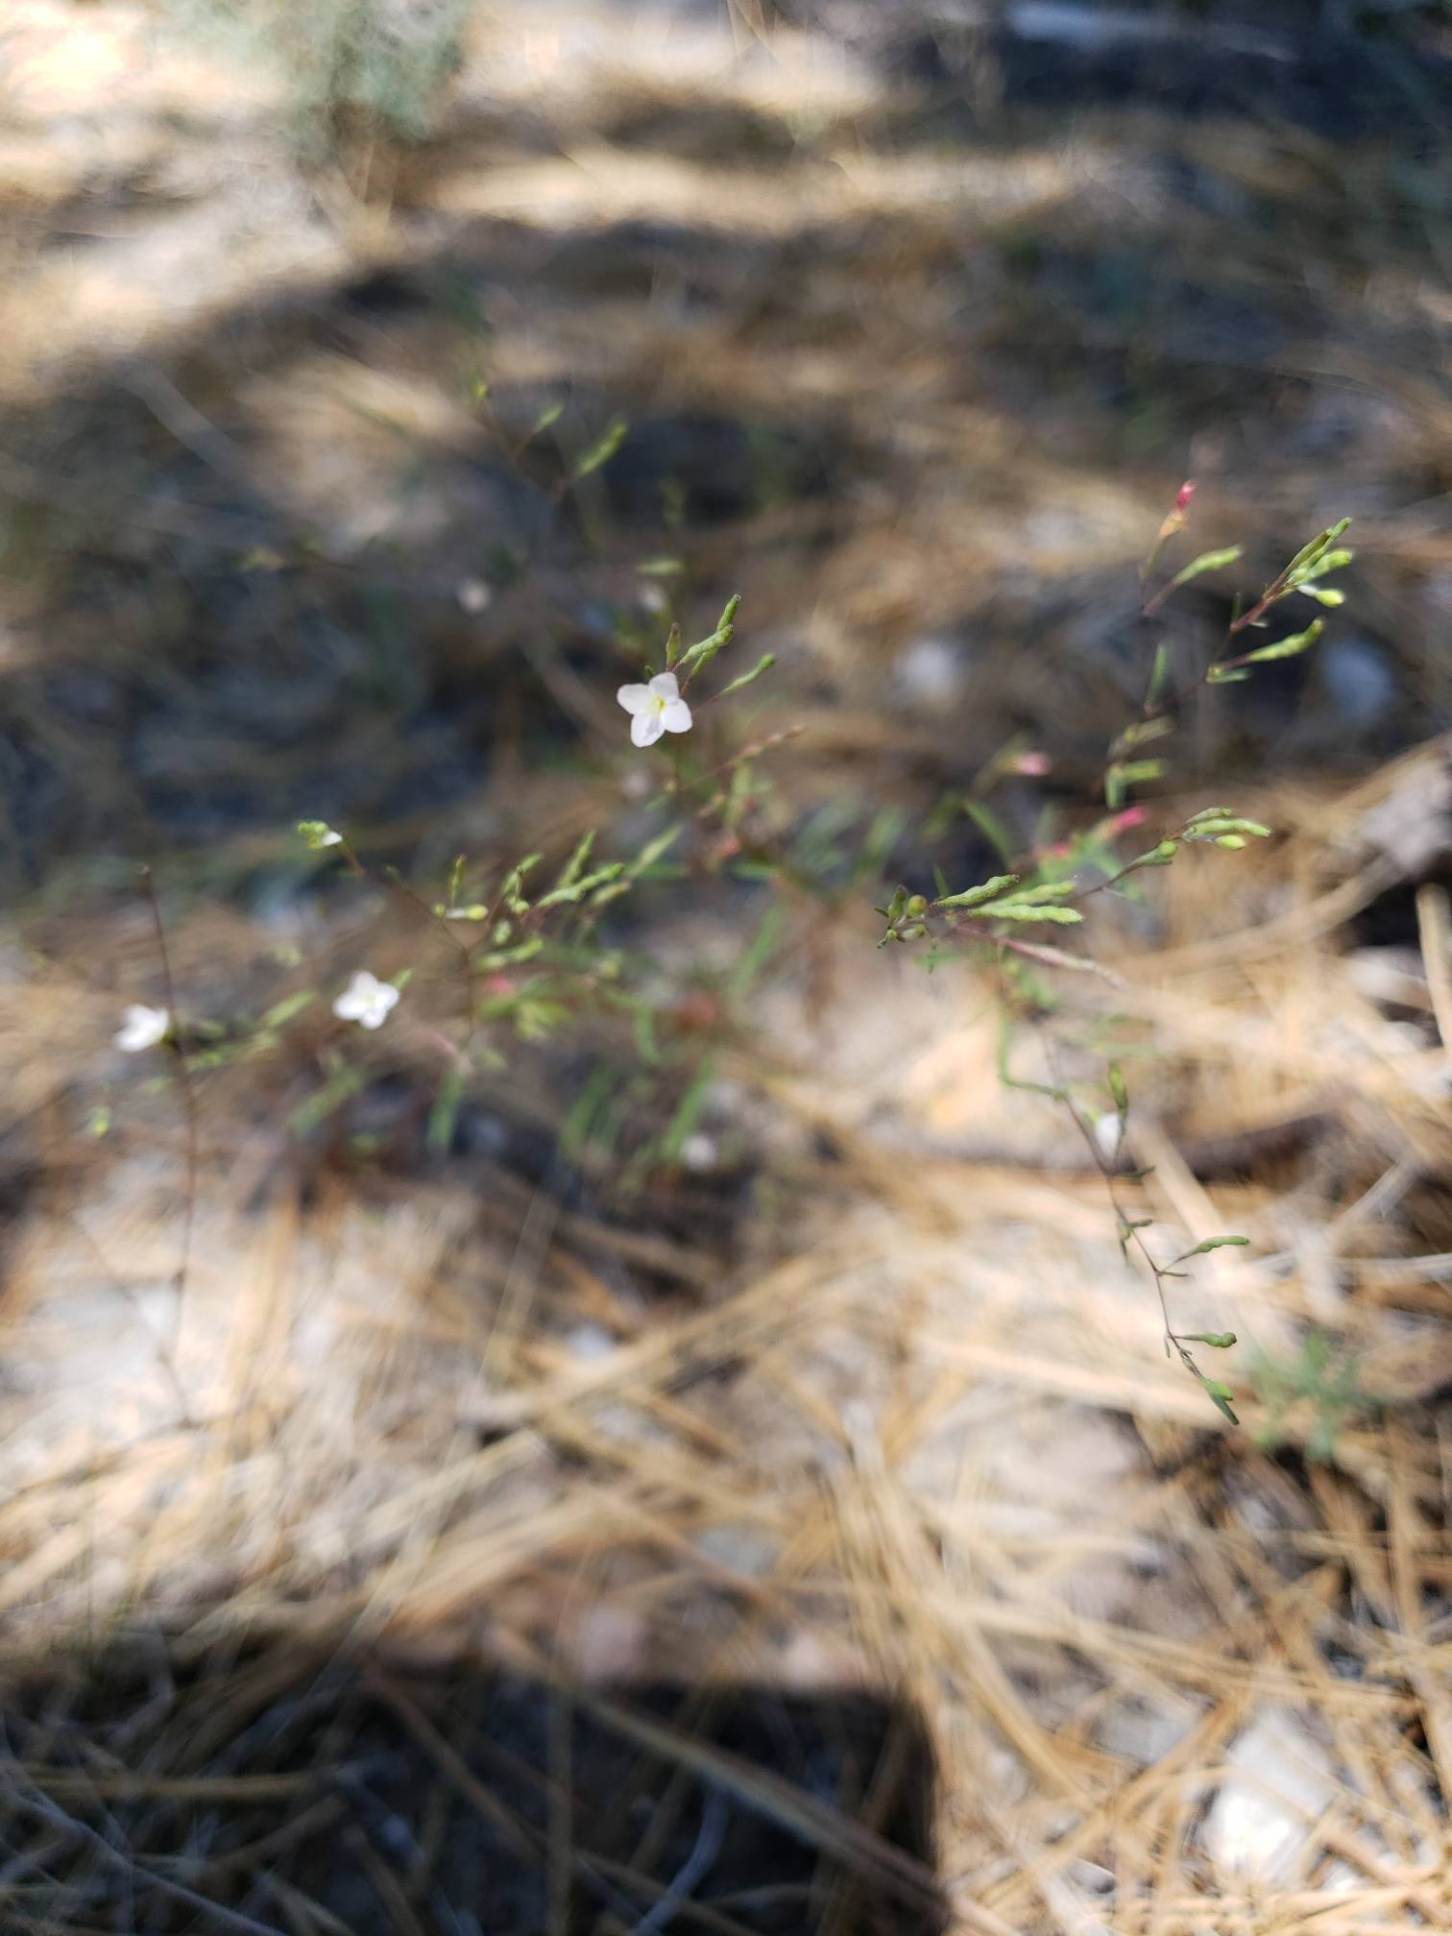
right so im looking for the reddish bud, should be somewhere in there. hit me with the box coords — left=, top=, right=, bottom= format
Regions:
left=1175, top=480, right=1196, bottom=512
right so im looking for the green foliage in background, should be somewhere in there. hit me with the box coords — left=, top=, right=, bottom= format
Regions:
left=160, top=0, right=476, bottom=147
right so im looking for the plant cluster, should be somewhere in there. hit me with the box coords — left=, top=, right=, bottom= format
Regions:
left=116, top=492, right=1356, bottom=1420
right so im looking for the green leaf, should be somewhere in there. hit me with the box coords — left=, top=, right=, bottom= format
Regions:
left=716, top=652, right=776, bottom=700
left=570, top=416, right=628, bottom=481
left=660, top=1054, right=717, bottom=1165
left=1145, top=640, right=1172, bottom=708
left=553, top=829, right=596, bottom=894
left=1108, top=1064, right=1129, bottom=1114
left=259, top=991, right=316, bottom=1030
left=290, top=1064, right=366, bottom=1138
left=977, top=901, right=1085, bottom=924
left=1206, top=664, right=1252, bottom=684
left=1240, top=618, right=1324, bottom=665
left=1110, top=715, right=1174, bottom=758
left=1281, top=518, right=1351, bottom=581
left=1166, top=544, right=1243, bottom=591
left=934, top=873, right=1020, bottom=910
left=964, top=799, right=1015, bottom=865
left=1202, top=1377, right=1240, bottom=1425
left=730, top=904, right=786, bottom=998
left=625, top=824, right=684, bottom=881
left=1289, top=545, right=1354, bottom=587
left=498, top=852, right=542, bottom=910
left=1183, top=816, right=1271, bottom=840
left=1001, top=879, right=1079, bottom=904
left=536, top=862, right=626, bottom=909
left=426, top=1064, right=468, bottom=1153
left=1105, top=759, right=1166, bottom=808
left=676, top=593, right=743, bottom=681
left=1171, top=1235, right=1250, bottom=1264
left=1127, top=839, right=1179, bottom=869
left=1182, top=1331, right=1238, bottom=1349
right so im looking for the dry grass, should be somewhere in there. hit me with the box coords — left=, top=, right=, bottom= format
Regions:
left=3, top=744, right=1451, bottom=1930
left=2, top=1, right=1452, bottom=1930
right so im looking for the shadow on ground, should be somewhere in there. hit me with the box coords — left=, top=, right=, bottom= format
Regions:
left=0, top=1638, right=946, bottom=1935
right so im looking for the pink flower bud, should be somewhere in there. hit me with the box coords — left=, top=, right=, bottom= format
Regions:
left=1175, top=480, right=1196, bottom=512
left=1011, top=750, right=1051, bottom=777
left=1107, top=807, right=1149, bottom=837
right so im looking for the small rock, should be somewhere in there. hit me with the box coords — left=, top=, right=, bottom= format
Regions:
left=892, top=634, right=967, bottom=707
left=1202, top=1706, right=1333, bottom=1883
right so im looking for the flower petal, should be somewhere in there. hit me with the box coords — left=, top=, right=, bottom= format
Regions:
left=617, top=684, right=652, bottom=714
left=631, top=708, right=666, bottom=747
left=660, top=698, right=693, bottom=734
left=116, top=1004, right=169, bottom=1051
left=647, top=672, right=681, bottom=701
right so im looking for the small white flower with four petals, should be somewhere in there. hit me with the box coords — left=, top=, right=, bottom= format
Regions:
left=333, top=970, right=400, bottom=1030
left=616, top=672, right=692, bottom=749
left=115, top=1004, right=171, bottom=1053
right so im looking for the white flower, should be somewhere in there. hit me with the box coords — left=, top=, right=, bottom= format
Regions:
left=616, top=671, right=692, bottom=749
left=1094, top=1110, right=1124, bottom=1160
left=115, top=1004, right=170, bottom=1053
left=333, top=970, right=400, bottom=1030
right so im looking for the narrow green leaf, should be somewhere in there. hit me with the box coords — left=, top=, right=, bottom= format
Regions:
left=964, top=799, right=1015, bottom=865
left=426, top=1064, right=467, bottom=1153
left=260, top=991, right=316, bottom=1030
left=554, top=829, right=596, bottom=894
left=716, top=652, right=776, bottom=700
left=571, top=416, right=628, bottom=482
left=1202, top=1377, right=1240, bottom=1425
left=935, top=873, right=1019, bottom=910
left=1171, top=1235, right=1250, bottom=1264
left=1281, top=518, right=1351, bottom=581
left=625, top=824, right=684, bottom=880
left=1167, top=544, right=1243, bottom=592
left=1145, top=640, right=1172, bottom=708
left=1183, top=816, right=1271, bottom=839
left=1106, top=759, right=1166, bottom=808
left=1110, top=715, right=1174, bottom=758
left=1241, top=619, right=1324, bottom=665
left=1182, top=1331, right=1237, bottom=1349
left=977, top=901, right=1085, bottom=924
